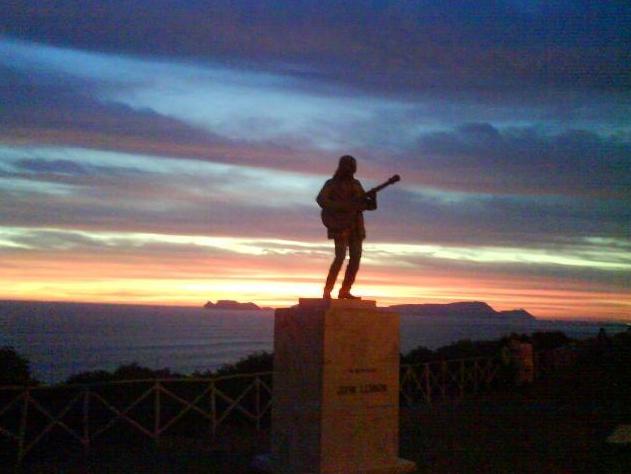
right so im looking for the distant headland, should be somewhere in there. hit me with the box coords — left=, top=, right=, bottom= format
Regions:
left=388, top=301, right=536, bottom=321
left=202, top=299, right=534, bottom=319
left=204, top=300, right=269, bottom=311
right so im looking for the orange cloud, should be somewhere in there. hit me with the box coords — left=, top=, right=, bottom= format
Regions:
left=2, top=246, right=629, bottom=321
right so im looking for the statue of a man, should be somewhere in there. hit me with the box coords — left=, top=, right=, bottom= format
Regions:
left=317, top=155, right=377, bottom=299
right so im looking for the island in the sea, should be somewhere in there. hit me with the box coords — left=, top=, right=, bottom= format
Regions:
left=388, top=301, right=535, bottom=321
left=204, top=300, right=264, bottom=311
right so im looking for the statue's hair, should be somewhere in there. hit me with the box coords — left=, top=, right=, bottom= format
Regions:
left=333, top=155, right=356, bottom=180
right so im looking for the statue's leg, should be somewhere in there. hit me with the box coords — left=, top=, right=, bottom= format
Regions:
left=339, top=237, right=362, bottom=297
left=323, top=236, right=347, bottom=298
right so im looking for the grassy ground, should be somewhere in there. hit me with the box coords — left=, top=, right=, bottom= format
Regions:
left=13, top=342, right=631, bottom=473
left=401, top=395, right=629, bottom=473
left=400, top=342, right=631, bottom=473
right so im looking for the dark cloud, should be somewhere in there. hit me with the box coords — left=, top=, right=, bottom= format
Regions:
left=3, top=156, right=628, bottom=251
left=0, top=66, right=330, bottom=174
left=0, top=66, right=224, bottom=148
left=0, top=190, right=319, bottom=242
left=2, top=1, right=629, bottom=97
left=411, top=123, right=631, bottom=198
left=370, top=186, right=630, bottom=248
left=0, top=158, right=322, bottom=241
left=12, top=157, right=150, bottom=179
left=1, top=64, right=628, bottom=252
left=16, top=159, right=87, bottom=176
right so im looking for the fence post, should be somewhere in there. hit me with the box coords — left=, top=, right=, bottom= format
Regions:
left=209, top=381, right=216, bottom=438
left=83, top=388, right=90, bottom=455
left=154, top=382, right=161, bottom=442
left=459, top=360, right=465, bottom=400
left=16, top=389, right=29, bottom=466
left=399, top=367, right=409, bottom=406
left=440, top=361, right=447, bottom=401
left=423, top=364, right=432, bottom=406
left=255, top=376, right=261, bottom=431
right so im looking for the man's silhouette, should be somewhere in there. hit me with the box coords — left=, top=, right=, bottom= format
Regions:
left=317, top=155, right=376, bottom=299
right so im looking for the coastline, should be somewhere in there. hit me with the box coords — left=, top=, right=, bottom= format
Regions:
left=1, top=300, right=627, bottom=384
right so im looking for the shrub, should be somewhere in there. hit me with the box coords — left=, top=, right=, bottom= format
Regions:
left=436, top=338, right=503, bottom=359
left=215, top=351, right=273, bottom=376
left=401, top=346, right=435, bottom=365
left=0, top=346, right=35, bottom=385
left=65, top=363, right=182, bottom=385
left=530, top=331, right=572, bottom=351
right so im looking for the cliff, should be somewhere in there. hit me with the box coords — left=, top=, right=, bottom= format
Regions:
left=204, top=300, right=261, bottom=311
left=388, top=301, right=535, bottom=321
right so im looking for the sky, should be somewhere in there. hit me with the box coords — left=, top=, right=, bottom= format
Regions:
left=1, top=1, right=630, bottom=320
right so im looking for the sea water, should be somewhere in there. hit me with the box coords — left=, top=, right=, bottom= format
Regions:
left=0, top=300, right=626, bottom=384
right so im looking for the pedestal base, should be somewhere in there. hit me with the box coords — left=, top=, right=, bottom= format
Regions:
left=252, top=453, right=417, bottom=474
left=269, top=298, right=416, bottom=474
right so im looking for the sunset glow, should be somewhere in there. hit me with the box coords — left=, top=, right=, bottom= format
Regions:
left=1, top=2, right=629, bottom=321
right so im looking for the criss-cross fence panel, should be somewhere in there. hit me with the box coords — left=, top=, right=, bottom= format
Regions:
left=399, top=356, right=502, bottom=407
left=0, top=387, right=24, bottom=464
left=0, top=371, right=273, bottom=466
left=1, top=356, right=511, bottom=466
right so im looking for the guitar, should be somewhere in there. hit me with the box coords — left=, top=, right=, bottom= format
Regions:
left=320, top=174, right=400, bottom=231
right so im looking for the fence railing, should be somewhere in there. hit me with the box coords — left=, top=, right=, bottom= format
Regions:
left=1, top=356, right=503, bottom=465
left=0, top=372, right=273, bottom=465
left=400, top=356, right=501, bottom=406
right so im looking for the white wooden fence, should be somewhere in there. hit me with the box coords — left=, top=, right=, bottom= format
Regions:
left=1, top=356, right=504, bottom=465
left=400, top=356, right=501, bottom=406
left=0, top=372, right=273, bottom=465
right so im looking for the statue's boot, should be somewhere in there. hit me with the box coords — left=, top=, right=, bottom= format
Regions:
left=338, top=263, right=359, bottom=299
left=323, top=272, right=337, bottom=300
left=338, top=288, right=360, bottom=299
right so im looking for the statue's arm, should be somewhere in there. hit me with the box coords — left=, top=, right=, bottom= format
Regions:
left=357, top=181, right=377, bottom=211
left=317, top=181, right=355, bottom=211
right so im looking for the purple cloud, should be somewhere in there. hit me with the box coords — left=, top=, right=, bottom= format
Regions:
left=2, top=1, right=629, bottom=97
left=412, top=124, right=631, bottom=199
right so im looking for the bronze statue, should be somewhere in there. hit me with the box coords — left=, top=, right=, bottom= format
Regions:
left=317, top=155, right=399, bottom=299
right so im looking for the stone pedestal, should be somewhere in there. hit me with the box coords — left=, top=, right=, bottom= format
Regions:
left=269, top=298, right=416, bottom=473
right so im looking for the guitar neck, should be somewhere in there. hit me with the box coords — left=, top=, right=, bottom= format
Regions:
left=367, top=179, right=396, bottom=195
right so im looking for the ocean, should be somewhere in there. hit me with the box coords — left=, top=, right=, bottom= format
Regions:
left=0, top=300, right=626, bottom=384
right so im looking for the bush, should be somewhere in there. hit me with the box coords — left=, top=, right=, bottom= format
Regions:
left=215, top=351, right=273, bottom=376
left=530, top=331, right=572, bottom=351
left=436, top=338, right=503, bottom=359
left=0, top=346, right=35, bottom=385
left=65, top=363, right=182, bottom=385
left=113, top=363, right=181, bottom=380
left=401, top=346, right=435, bottom=365
left=65, top=370, right=114, bottom=385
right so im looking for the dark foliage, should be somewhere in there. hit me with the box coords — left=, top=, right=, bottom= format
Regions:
left=12, top=331, right=616, bottom=387
left=65, top=370, right=114, bottom=385
left=215, top=351, right=273, bottom=376
left=65, top=363, right=183, bottom=385
left=65, top=353, right=274, bottom=385
left=435, top=338, right=503, bottom=359
left=0, top=346, right=36, bottom=385
left=400, top=346, right=435, bottom=365
left=400, top=331, right=578, bottom=364
left=113, top=363, right=182, bottom=380
left=530, top=331, right=572, bottom=350
left=599, top=328, right=631, bottom=376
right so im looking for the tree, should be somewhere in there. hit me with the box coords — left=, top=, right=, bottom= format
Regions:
left=0, top=346, right=34, bottom=385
